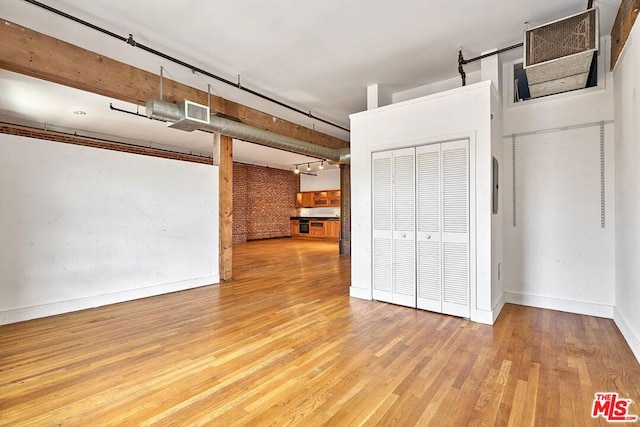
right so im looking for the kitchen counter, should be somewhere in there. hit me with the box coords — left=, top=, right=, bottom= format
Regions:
left=290, top=216, right=340, bottom=221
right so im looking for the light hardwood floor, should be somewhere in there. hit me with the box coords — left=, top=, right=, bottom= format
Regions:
left=1, top=238, right=639, bottom=426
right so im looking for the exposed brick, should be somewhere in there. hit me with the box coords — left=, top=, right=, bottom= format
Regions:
left=232, top=163, right=298, bottom=244
left=0, top=123, right=213, bottom=165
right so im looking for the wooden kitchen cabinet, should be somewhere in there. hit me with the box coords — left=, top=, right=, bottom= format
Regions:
left=327, top=190, right=341, bottom=207
left=296, top=190, right=340, bottom=208
left=308, top=220, right=326, bottom=237
left=325, top=220, right=340, bottom=240
left=290, top=220, right=299, bottom=237
left=312, top=191, right=329, bottom=207
left=296, top=192, right=314, bottom=208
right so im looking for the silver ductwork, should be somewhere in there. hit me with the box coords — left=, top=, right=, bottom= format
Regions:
left=146, top=98, right=350, bottom=163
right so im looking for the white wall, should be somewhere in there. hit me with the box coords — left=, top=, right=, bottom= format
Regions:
left=350, top=81, right=499, bottom=324
left=392, top=71, right=481, bottom=104
left=300, top=168, right=340, bottom=191
left=501, top=37, right=616, bottom=318
left=502, top=126, right=615, bottom=317
left=613, top=22, right=640, bottom=362
left=490, top=85, right=505, bottom=315
left=0, top=135, right=219, bottom=324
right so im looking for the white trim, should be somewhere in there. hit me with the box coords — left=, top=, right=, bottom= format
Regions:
left=0, top=276, right=219, bottom=325
left=614, top=307, right=640, bottom=364
left=471, top=293, right=505, bottom=325
left=350, top=286, right=372, bottom=300
left=350, top=81, right=493, bottom=120
left=505, top=291, right=614, bottom=319
left=504, top=36, right=610, bottom=110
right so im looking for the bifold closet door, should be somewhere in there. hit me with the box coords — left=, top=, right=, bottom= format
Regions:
left=392, top=148, right=416, bottom=307
left=417, top=139, right=469, bottom=318
left=372, top=151, right=393, bottom=303
left=372, top=148, right=416, bottom=308
left=416, top=144, right=442, bottom=312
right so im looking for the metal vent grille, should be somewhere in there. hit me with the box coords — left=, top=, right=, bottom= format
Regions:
left=526, top=9, right=597, bottom=66
left=186, top=102, right=209, bottom=123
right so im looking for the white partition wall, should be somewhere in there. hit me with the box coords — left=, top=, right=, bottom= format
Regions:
left=351, top=81, right=502, bottom=325
left=0, top=135, right=219, bottom=324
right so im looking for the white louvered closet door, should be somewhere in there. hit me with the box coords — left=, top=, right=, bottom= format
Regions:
left=372, top=151, right=393, bottom=303
left=416, top=144, right=442, bottom=312
left=441, top=139, right=469, bottom=318
left=392, top=148, right=416, bottom=308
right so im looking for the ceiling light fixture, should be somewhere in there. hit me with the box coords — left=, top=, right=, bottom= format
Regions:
left=73, top=110, right=86, bottom=115
left=292, top=160, right=327, bottom=174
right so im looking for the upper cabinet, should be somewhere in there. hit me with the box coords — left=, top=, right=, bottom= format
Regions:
left=296, top=192, right=314, bottom=208
left=328, top=190, right=341, bottom=207
left=296, top=190, right=340, bottom=208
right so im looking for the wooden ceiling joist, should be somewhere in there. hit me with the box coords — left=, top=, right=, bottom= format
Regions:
left=0, top=18, right=348, bottom=149
left=610, top=0, right=640, bottom=70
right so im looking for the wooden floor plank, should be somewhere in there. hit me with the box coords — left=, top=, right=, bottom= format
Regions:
left=0, top=238, right=639, bottom=426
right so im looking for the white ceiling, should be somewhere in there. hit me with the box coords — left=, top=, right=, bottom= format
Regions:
left=0, top=0, right=619, bottom=166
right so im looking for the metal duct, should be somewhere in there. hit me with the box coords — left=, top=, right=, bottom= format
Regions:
left=524, top=8, right=599, bottom=98
left=146, top=98, right=350, bottom=163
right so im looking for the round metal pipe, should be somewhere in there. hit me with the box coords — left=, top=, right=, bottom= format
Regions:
left=146, top=99, right=350, bottom=163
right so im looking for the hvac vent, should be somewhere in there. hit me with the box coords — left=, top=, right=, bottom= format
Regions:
left=168, top=100, right=210, bottom=131
left=524, top=8, right=599, bottom=98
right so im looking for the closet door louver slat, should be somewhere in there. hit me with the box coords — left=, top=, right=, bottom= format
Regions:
left=372, top=152, right=393, bottom=303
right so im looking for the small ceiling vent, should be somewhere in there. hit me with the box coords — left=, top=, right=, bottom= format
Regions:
left=168, top=100, right=210, bottom=131
left=524, top=8, right=599, bottom=98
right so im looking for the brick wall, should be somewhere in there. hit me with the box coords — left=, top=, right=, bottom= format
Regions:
left=233, top=162, right=298, bottom=244
left=0, top=123, right=213, bottom=165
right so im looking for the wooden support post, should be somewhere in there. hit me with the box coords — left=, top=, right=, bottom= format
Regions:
left=339, top=164, right=351, bottom=255
left=218, top=134, right=233, bottom=281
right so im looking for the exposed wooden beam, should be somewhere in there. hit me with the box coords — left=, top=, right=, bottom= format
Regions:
left=611, top=0, right=640, bottom=70
left=217, top=134, right=233, bottom=281
left=339, top=164, right=351, bottom=255
left=0, top=18, right=348, bottom=149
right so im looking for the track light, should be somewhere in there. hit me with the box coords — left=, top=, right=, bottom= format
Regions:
left=292, top=160, right=326, bottom=173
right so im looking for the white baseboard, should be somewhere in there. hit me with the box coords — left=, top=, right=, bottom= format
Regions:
left=613, top=307, right=640, bottom=364
left=0, top=275, right=219, bottom=325
left=472, top=294, right=505, bottom=325
left=505, top=291, right=614, bottom=319
left=349, top=286, right=372, bottom=300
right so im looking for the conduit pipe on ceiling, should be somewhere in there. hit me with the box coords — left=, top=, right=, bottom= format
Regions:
left=23, top=0, right=349, bottom=133
left=146, top=99, right=350, bottom=164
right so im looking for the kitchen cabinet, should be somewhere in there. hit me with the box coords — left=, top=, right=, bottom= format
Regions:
left=312, top=191, right=329, bottom=207
left=327, top=190, right=341, bottom=207
left=295, top=190, right=340, bottom=208
left=309, top=221, right=326, bottom=237
left=296, top=192, right=314, bottom=208
left=290, top=220, right=299, bottom=237
left=290, top=219, right=340, bottom=240
left=325, top=220, right=340, bottom=240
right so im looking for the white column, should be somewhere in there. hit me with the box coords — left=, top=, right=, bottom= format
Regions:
left=481, top=49, right=502, bottom=100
